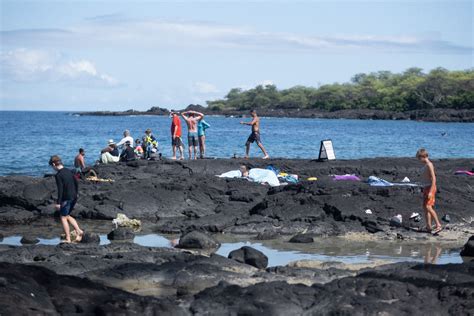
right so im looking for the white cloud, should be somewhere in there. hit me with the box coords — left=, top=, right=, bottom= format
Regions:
left=0, top=48, right=119, bottom=86
left=1, top=18, right=470, bottom=54
left=192, top=81, right=219, bottom=94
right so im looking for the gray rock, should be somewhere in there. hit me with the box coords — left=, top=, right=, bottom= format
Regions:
left=81, top=232, right=100, bottom=244
left=20, top=236, right=39, bottom=244
left=176, top=230, right=220, bottom=250
left=107, top=227, right=135, bottom=241
left=228, top=246, right=268, bottom=269
left=289, top=234, right=314, bottom=243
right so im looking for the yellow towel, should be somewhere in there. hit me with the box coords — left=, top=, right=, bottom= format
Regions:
left=86, top=176, right=115, bottom=182
left=307, top=177, right=318, bottom=181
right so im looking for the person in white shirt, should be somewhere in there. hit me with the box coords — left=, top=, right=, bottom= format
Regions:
left=116, top=130, right=134, bottom=148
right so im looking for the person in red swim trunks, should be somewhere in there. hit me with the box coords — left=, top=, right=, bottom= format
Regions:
left=170, top=111, right=184, bottom=160
left=416, top=148, right=442, bottom=234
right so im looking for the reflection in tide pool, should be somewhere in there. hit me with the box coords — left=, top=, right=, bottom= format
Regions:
left=0, top=234, right=463, bottom=267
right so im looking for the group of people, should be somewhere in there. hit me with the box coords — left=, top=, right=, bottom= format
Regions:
left=50, top=108, right=443, bottom=244
left=74, top=109, right=269, bottom=172
left=90, top=110, right=214, bottom=167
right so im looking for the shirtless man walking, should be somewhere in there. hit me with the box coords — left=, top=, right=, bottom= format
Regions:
left=240, top=109, right=269, bottom=159
left=181, top=110, right=204, bottom=159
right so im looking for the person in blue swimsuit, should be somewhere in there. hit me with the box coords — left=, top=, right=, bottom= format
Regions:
left=197, top=119, right=210, bottom=159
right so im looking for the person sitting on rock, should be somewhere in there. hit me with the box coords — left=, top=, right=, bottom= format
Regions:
left=142, top=129, right=158, bottom=159
left=116, top=129, right=134, bottom=148
left=120, top=141, right=137, bottom=162
left=100, top=140, right=120, bottom=164
left=134, top=138, right=144, bottom=158
left=49, top=155, right=83, bottom=243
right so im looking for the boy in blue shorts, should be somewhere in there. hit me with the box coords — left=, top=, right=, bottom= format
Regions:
left=49, top=155, right=83, bottom=243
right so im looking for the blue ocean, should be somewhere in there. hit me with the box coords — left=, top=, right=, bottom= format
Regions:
left=0, top=111, right=473, bottom=176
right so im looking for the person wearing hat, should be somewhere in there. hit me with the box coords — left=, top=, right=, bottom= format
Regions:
left=142, top=128, right=158, bottom=159
left=49, top=155, right=83, bottom=243
left=100, top=139, right=120, bottom=164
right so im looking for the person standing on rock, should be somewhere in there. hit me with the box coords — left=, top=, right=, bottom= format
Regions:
left=74, top=148, right=86, bottom=173
left=416, top=148, right=442, bottom=234
left=170, top=111, right=184, bottom=160
left=240, top=109, right=270, bottom=159
left=198, top=119, right=211, bottom=159
left=181, top=110, right=204, bottom=160
left=49, top=155, right=83, bottom=243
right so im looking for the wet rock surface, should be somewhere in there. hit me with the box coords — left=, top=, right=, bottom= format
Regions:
left=1, top=158, right=473, bottom=239
left=0, top=240, right=471, bottom=314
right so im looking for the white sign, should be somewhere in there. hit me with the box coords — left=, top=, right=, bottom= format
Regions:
left=318, top=139, right=336, bottom=160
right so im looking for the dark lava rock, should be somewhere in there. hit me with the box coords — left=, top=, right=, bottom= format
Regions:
left=0, top=206, right=38, bottom=225
left=107, top=227, right=135, bottom=241
left=1, top=158, right=474, bottom=239
left=228, top=246, right=268, bottom=269
left=191, top=281, right=317, bottom=315
left=191, top=261, right=474, bottom=315
left=289, top=234, right=314, bottom=243
left=442, top=214, right=451, bottom=223
left=460, top=235, right=474, bottom=257
left=362, top=220, right=385, bottom=233
left=255, top=230, right=279, bottom=240
left=20, top=236, right=39, bottom=244
left=0, top=233, right=3, bottom=241
left=81, top=232, right=100, bottom=244
left=176, top=230, right=220, bottom=250
left=0, top=262, right=187, bottom=315
left=389, top=215, right=402, bottom=227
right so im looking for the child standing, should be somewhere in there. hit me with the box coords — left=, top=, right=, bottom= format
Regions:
left=416, top=148, right=442, bottom=234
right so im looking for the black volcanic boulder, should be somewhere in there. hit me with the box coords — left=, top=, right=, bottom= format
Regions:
left=460, top=235, right=474, bottom=257
left=81, top=232, right=100, bottom=244
left=0, top=262, right=187, bottom=315
left=228, top=246, right=268, bottom=269
left=20, top=236, right=39, bottom=244
left=289, top=234, right=314, bottom=243
left=107, top=227, right=135, bottom=241
left=176, top=230, right=220, bottom=250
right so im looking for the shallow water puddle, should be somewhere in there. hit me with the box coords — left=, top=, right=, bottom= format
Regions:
left=0, top=233, right=463, bottom=267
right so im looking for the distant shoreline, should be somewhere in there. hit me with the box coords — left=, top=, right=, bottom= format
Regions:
left=74, top=107, right=474, bottom=123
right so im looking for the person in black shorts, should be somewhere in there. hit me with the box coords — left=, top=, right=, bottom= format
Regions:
left=240, top=109, right=270, bottom=159
left=49, top=155, right=83, bottom=243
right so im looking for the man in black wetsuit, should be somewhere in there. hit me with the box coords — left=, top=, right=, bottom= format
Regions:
left=49, top=155, right=83, bottom=243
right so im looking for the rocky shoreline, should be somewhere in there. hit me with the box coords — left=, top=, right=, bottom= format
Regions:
left=76, top=107, right=474, bottom=122
left=1, top=158, right=473, bottom=314
left=1, top=158, right=473, bottom=237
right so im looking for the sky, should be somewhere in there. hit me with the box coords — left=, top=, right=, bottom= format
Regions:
left=0, top=0, right=472, bottom=111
